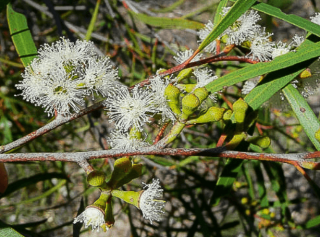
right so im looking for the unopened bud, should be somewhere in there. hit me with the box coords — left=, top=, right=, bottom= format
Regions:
left=176, top=84, right=196, bottom=93
left=186, top=107, right=225, bottom=124
left=107, top=157, right=133, bottom=188
left=165, top=84, right=181, bottom=116
left=180, top=94, right=200, bottom=122
left=87, top=171, right=106, bottom=187
left=223, top=109, right=232, bottom=121
left=247, top=136, right=271, bottom=149
left=176, top=69, right=193, bottom=82
left=193, top=87, right=209, bottom=104
left=233, top=98, right=248, bottom=124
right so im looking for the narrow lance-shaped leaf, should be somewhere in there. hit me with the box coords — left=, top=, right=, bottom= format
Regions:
left=128, top=10, right=204, bottom=30
left=205, top=38, right=320, bottom=95
left=251, top=1, right=320, bottom=37
left=213, top=0, right=229, bottom=25
left=229, top=0, right=320, bottom=36
left=282, top=84, right=320, bottom=150
left=244, top=61, right=309, bottom=110
left=7, top=3, right=37, bottom=67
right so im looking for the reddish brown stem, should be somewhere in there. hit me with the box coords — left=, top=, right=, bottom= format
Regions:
left=153, top=122, right=170, bottom=144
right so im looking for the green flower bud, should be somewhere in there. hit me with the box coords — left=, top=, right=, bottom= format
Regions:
left=233, top=98, right=248, bottom=124
left=300, top=68, right=312, bottom=79
left=176, top=68, right=193, bottom=82
left=315, top=128, right=320, bottom=142
left=107, top=157, right=133, bottom=189
left=193, top=87, right=209, bottom=104
left=220, top=34, right=228, bottom=44
left=176, top=84, right=196, bottom=93
left=180, top=94, right=200, bottom=122
left=111, top=190, right=141, bottom=208
left=114, top=164, right=143, bottom=189
left=87, top=171, right=106, bottom=187
left=247, top=136, right=271, bottom=149
left=225, top=132, right=246, bottom=150
left=164, top=84, right=181, bottom=116
left=186, top=107, right=225, bottom=124
left=223, top=109, right=233, bottom=121
left=129, top=126, right=142, bottom=139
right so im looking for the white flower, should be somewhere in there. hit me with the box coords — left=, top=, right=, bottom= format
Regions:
left=104, top=86, right=157, bottom=131
left=292, top=77, right=320, bottom=99
left=73, top=207, right=105, bottom=232
left=193, top=68, right=218, bottom=89
left=17, top=62, right=86, bottom=116
left=291, top=34, right=305, bottom=48
left=149, top=76, right=176, bottom=122
left=38, top=37, right=96, bottom=64
left=272, top=42, right=290, bottom=59
left=221, top=6, right=231, bottom=16
left=225, top=10, right=261, bottom=45
left=197, top=20, right=217, bottom=53
left=247, top=28, right=274, bottom=62
left=242, top=80, right=258, bottom=95
left=81, top=56, right=120, bottom=98
left=16, top=37, right=120, bottom=116
left=108, top=129, right=149, bottom=150
left=311, top=12, right=320, bottom=25
left=139, top=179, right=166, bottom=224
left=173, top=49, right=202, bottom=65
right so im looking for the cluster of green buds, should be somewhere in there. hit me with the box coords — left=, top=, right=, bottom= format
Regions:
left=73, top=157, right=166, bottom=232
left=162, top=79, right=271, bottom=150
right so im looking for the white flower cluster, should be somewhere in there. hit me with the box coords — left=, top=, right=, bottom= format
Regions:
left=139, top=179, right=166, bottom=224
left=240, top=12, right=320, bottom=98
left=103, top=75, right=177, bottom=150
left=16, top=37, right=120, bottom=116
left=197, top=7, right=306, bottom=62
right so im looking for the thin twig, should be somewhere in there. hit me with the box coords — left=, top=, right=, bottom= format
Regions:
left=0, top=101, right=105, bottom=154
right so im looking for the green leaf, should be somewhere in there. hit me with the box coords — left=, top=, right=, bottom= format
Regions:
left=152, top=0, right=185, bottom=13
left=128, top=10, right=204, bottom=30
left=210, top=159, right=243, bottom=206
left=242, top=163, right=255, bottom=200
left=244, top=61, right=309, bottom=110
left=198, top=0, right=256, bottom=53
left=252, top=160, right=269, bottom=207
left=251, top=2, right=320, bottom=37
left=205, top=38, right=320, bottom=96
left=0, top=228, right=24, bottom=237
left=305, top=215, right=320, bottom=229
left=262, top=161, right=291, bottom=223
left=213, top=0, right=229, bottom=25
left=7, top=3, right=37, bottom=67
left=282, top=84, right=320, bottom=150
left=85, top=0, right=101, bottom=41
